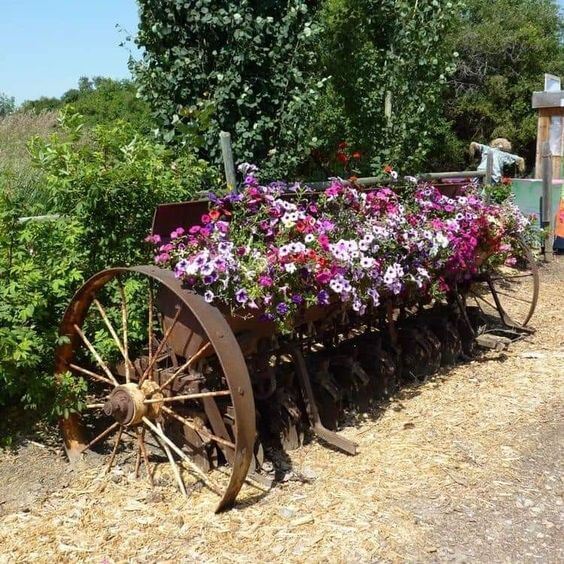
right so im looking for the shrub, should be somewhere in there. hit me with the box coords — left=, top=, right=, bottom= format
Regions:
left=317, top=0, right=461, bottom=174
left=132, top=0, right=325, bottom=180
left=0, top=199, right=85, bottom=415
left=0, top=110, right=217, bottom=417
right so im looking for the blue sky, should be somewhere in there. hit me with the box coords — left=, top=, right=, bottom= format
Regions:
left=1, top=0, right=563, bottom=104
left=0, top=0, right=139, bottom=103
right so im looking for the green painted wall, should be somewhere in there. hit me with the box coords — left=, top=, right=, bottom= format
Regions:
left=510, top=179, right=562, bottom=224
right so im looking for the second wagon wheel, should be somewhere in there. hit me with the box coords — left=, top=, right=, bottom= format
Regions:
left=55, top=266, right=255, bottom=512
left=469, top=236, right=539, bottom=328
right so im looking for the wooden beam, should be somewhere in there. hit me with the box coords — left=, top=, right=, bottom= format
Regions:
left=541, top=141, right=554, bottom=261
left=220, top=131, right=237, bottom=193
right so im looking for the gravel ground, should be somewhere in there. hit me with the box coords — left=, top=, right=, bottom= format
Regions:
left=0, top=258, right=562, bottom=563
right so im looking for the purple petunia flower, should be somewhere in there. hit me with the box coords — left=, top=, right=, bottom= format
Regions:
left=276, top=302, right=289, bottom=315
left=258, top=275, right=273, bottom=287
left=317, top=290, right=330, bottom=305
left=235, top=289, right=248, bottom=304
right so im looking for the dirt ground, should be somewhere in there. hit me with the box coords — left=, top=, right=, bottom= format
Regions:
left=0, top=259, right=562, bottom=563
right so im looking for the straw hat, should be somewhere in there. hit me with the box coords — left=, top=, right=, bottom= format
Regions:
left=490, top=137, right=512, bottom=152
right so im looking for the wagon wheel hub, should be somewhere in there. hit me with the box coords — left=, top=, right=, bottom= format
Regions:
left=103, top=382, right=163, bottom=426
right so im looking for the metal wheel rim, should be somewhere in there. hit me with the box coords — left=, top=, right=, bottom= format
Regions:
left=55, top=265, right=256, bottom=512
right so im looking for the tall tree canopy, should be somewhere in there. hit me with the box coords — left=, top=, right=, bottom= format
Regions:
left=437, top=0, right=564, bottom=170
left=317, top=0, right=460, bottom=174
left=133, top=0, right=461, bottom=178
left=132, top=0, right=324, bottom=179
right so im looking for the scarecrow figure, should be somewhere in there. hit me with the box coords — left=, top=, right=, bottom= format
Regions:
left=469, top=138, right=525, bottom=183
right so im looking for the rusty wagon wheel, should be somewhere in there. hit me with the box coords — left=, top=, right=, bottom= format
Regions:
left=55, top=266, right=255, bottom=512
left=469, top=237, right=539, bottom=328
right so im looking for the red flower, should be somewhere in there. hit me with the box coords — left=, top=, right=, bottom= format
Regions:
left=338, top=141, right=348, bottom=149
left=209, top=209, right=221, bottom=221
left=352, top=151, right=362, bottom=160
left=383, top=165, right=393, bottom=174
left=337, top=152, right=349, bottom=164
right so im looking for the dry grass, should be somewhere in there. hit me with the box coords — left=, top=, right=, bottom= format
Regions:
left=0, top=111, right=57, bottom=209
left=0, top=259, right=562, bottom=563
left=0, top=110, right=57, bottom=166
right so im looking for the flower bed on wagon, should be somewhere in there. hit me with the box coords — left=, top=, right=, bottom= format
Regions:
left=147, top=166, right=532, bottom=330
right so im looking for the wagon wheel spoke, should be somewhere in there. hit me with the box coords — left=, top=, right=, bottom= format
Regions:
left=148, top=282, right=154, bottom=381
left=152, top=421, right=187, bottom=496
left=73, top=325, right=118, bottom=386
left=85, top=402, right=106, bottom=409
left=105, top=426, right=124, bottom=474
left=162, top=405, right=235, bottom=450
left=144, top=390, right=231, bottom=404
left=139, top=306, right=182, bottom=386
left=158, top=341, right=212, bottom=392
left=134, top=448, right=142, bottom=479
left=137, top=426, right=154, bottom=486
left=118, top=283, right=131, bottom=383
left=142, top=416, right=222, bottom=495
left=491, top=289, right=534, bottom=305
left=469, top=288, right=498, bottom=312
left=490, top=272, right=534, bottom=281
left=92, top=298, right=134, bottom=383
left=69, top=363, right=116, bottom=388
left=79, top=421, right=120, bottom=454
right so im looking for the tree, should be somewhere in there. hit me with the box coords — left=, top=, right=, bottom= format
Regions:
left=132, top=0, right=325, bottom=180
left=0, top=92, right=16, bottom=117
left=317, top=0, right=461, bottom=175
left=437, top=0, right=564, bottom=171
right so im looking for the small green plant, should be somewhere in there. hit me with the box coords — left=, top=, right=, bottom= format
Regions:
left=484, top=181, right=512, bottom=204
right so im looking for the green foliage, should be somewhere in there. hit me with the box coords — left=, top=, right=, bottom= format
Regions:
left=29, top=108, right=216, bottom=273
left=318, top=0, right=461, bottom=174
left=0, top=200, right=85, bottom=414
left=133, top=1, right=463, bottom=178
left=484, top=182, right=513, bottom=204
left=22, top=77, right=152, bottom=132
left=132, top=0, right=326, bottom=180
left=441, top=0, right=564, bottom=170
left=0, top=110, right=216, bottom=416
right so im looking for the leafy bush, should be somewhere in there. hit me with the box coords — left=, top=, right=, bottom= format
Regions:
left=317, top=0, right=461, bottom=174
left=0, top=201, right=85, bottom=414
left=29, top=109, right=216, bottom=273
left=132, top=1, right=463, bottom=179
left=132, top=0, right=325, bottom=180
left=0, top=110, right=217, bottom=418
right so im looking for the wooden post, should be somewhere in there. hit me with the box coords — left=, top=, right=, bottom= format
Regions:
left=384, top=91, right=392, bottom=127
left=541, top=141, right=554, bottom=260
left=220, top=131, right=237, bottom=192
